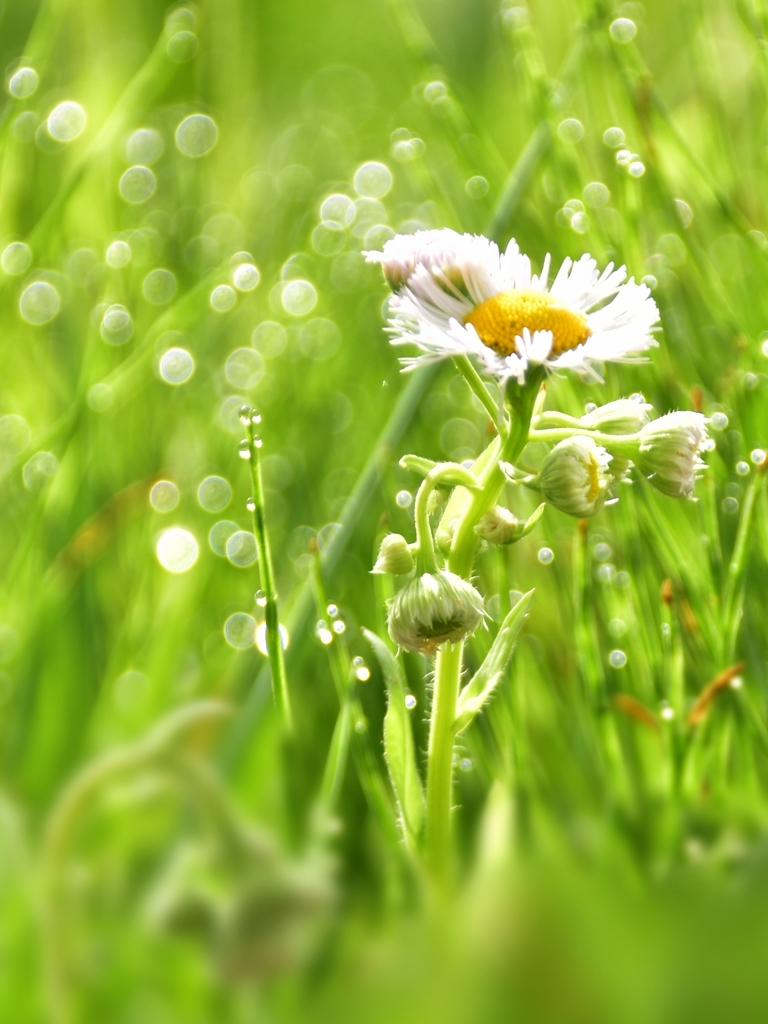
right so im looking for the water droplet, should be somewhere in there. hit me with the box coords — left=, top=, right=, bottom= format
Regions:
left=628, top=160, right=646, bottom=178
left=167, top=29, right=198, bottom=62
left=354, top=161, right=392, bottom=198
left=395, top=490, right=412, bottom=508
left=404, top=694, right=417, bottom=710
left=20, top=281, right=59, bottom=324
left=616, top=149, right=632, bottom=167
left=597, top=563, right=615, bottom=584
left=156, top=527, right=199, bottom=573
left=226, top=348, right=264, bottom=389
left=557, top=118, right=583, bottom=143
left=238, top=439, right=252, bottom=459
left=608, top=618, right=627, bottom=638
left=255, top=621, right=289, bottom=656
left=661, top=622, right=671, bottom=638
left=674, top=199, right=693, bottom=228
left=354, top=717, right=368, bottom=734
left=355, top=663, right=371, bottom=682
left=602, top=126, right=625, bottom=148
left=353, top=656, right=364, bottom=667
left=175, top=114, right=218, bottom=157
left=150, top=480, right=179, bottom=512
left=722, top=496, right=739, bottom=514
left=465, top=175, right=489, bottom=199
left=660, top=702, right=675, bottom=721
left=126, top=128, right=163, bottom=165
left=105, top=239, right=131, bottom=268
left=702, top=437, right=716, bottom=452
left=48, top=101, right=86, bottom=141
left=320, top=193, right=355, bottom=225
left=615, top=571, right=631, bottom=590
left=710, top=412, right=729, bottom=431
left=459, top=757, right=473, bottom=772
left=609, top=649, right=627, bottom=669
left=327, top=603, right=338, bottom=617
left=22, top=451, right=57, bottom=491
left=730, top=675, right=743, bottom=690
left=255, top=589, right=267, bottom=607
left=610, top=17, right=637, bottom=42
left=197, top=475, right=232, bottom=512
left=251, top=412, right=262, bottom=425
left=332, top=619, right=346, bottom=634
left=244, top=498, right=255, bottom=513
left=424, top=79, right=447, bottom=102
left=159, top=347, right=194, bottom=384
left=316, top=620, right=334, bottom=645
left=8, top=67, right=38, bottom=99
left=252, top=320, right=287, bottom=357
left=538, top=547, right=554, bottom=565
left=224, top=612, right=256, bottom=649
left=209, top=520, right=238, bottom=556
left=232, top=262, right=260, bottom=292
left=736, top=461, right=750, bottom=476
left=571, top=211, right=590, bottom=234
left=282, top=279, right=317, bottom=316
left=1, top=241, right=31, bottom=275
left=100, top=304, right=133, bottom=345
left=751, top=448, right=766, bottom=464
left=210, top=284, right=236, bottom=312
left=593, top=542, right=612, bottom=562
left=744, top=372, right=759, bottom=391
left=119, top=165, right=156, bottom=204
left=226, top=530, right=258, bottom=567
left=583, top=181, right=610, bottom=208
left=143, top=268, right=177, bottom=304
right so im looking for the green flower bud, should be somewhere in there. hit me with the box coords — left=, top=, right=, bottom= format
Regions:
left=539, top=435, right=613, bottom=517
left=580, top=394, right=652, bottom=434
left=475, top=502, right=546, bottom=544
left=372, top=533, right=415, bottom=575
left=387, top=570, right=485, bottom=654
left=634, top=411, right=708, bottom=498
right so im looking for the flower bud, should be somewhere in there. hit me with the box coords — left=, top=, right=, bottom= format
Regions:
left=634, top=411, right=708, bottom=498
left=580, top=394, right=652, bottom=434
left=475, top=506, right=519, bottom=544
left=387, top=570, right=485, bottom=654
left=372, top=533, right=415, bottom=575
left=539, top=436, right=613, bottom=517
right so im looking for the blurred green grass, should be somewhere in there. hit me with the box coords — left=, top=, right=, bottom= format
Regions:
left=3, top=0, right=768, bottom=1020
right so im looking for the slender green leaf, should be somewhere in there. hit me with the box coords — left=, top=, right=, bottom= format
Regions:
left=454, top=590, right=534, bottom=736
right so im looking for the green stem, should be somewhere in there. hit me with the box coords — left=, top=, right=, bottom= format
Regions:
left=722, top=465, right=766, bottom=662
left=414, top=475, right=439, bottom=574
left=452, top=355, right=504, bottom=431
left=424, top=374, right=542, bottom=886
left=246, top=415, right=293, bottom=734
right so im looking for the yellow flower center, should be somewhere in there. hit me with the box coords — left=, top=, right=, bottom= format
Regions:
left=463, top=289, right=591, bottom=357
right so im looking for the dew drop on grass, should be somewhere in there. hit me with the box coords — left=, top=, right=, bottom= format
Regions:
left=209, top=520, right=238, bottom=556
left=405, top=694, right=417, bottom=710
left=609, top=649, right=627, bottom=669
left=282, top=279, right=317, bottom=316
left=610, top=17, right=637, bottom=42
left=167, top=29, right=199, bottom=62
left=710, top=412, right=728, bottom=430
left=615, top=571, right=631, bottom=590
left=22, top=451, right=57, bottom=491
left=126, top=128, right=164, bottom=165
left=255, top=589, right=267, bottom=607
left=1, top=241, right=31, bottom=275
left=143, top=268, right=177, bottom=304
left=722, top=496, right=739, bottom=514
left=557, top=118, right=583, bottom=143
left=354, top=161, right=392, bottom=198
left=226, top=530, right=258, bottom=567
left=100, top=304, right=133, bottom=345
left=396, top=490, right=412, bottom=508
left=20, top=281, right=59, bottom=324
left=48, top=101, right=86, bottom=141
left=332, top=619, right=346, bottom=634
left=751, top=449, right=766, bottom=464
left=197, top=475, right=232, bottom=512
left=321, top=193, right=355, bottom=225
left=583, top=182, right=609, bottom=208
left=253, top=321, right=287, bottom=357
left=150, top=480, right=179, bottom=512
left=232, top=262, right=260, bottom=291
left=538, top=547, right=554, bottom=564
left=8, top=67, right=38, bottom=98
left=736, top=461, right=750, bottom=476
left=226, top=348, right=264, bottom=389
left=593, top=542, right=612, bottom=562
left=602, top=126, right=625, bottom=148
left=256, top=621, right=289, bottom=656
left=316, top=620, right=334, bottom=645
left=175, top=114, right=218, bottom=157
left=628, top=160, right=646, bottom=178
left=210, top=284, right=236, bottom=311
left=465, top=175, right=488, bottom=198
left=355, top=662, right=371, bottom=681
left=105, top=240, right=131, bottom=267
left=674, top=199, right=693, bottom=228
left=120, top=166, right=156, bottom=204
left=459, top=757, right=473, bottom=772
left=224, top=612, right=256, bottom=649
left=327, top=603, right=338, bottom=616
left=660, top=702, right=675, bottom=720
left=156, top=527, right=199, bottom=573
left=159, top=347, right=194, bottom=384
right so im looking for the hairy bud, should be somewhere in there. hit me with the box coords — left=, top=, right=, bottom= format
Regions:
left=387, top=570, right=485, bottom=654
left=371, top=533, right=415, bottom=575
left=580, top=394, right=652, bottom=434
left=539, top=435, right=613, bottom=517
left=634, top=411, right=709, bottom=498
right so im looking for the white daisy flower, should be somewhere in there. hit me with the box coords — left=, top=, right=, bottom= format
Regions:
left=365, top=228, right=660, bottom=384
